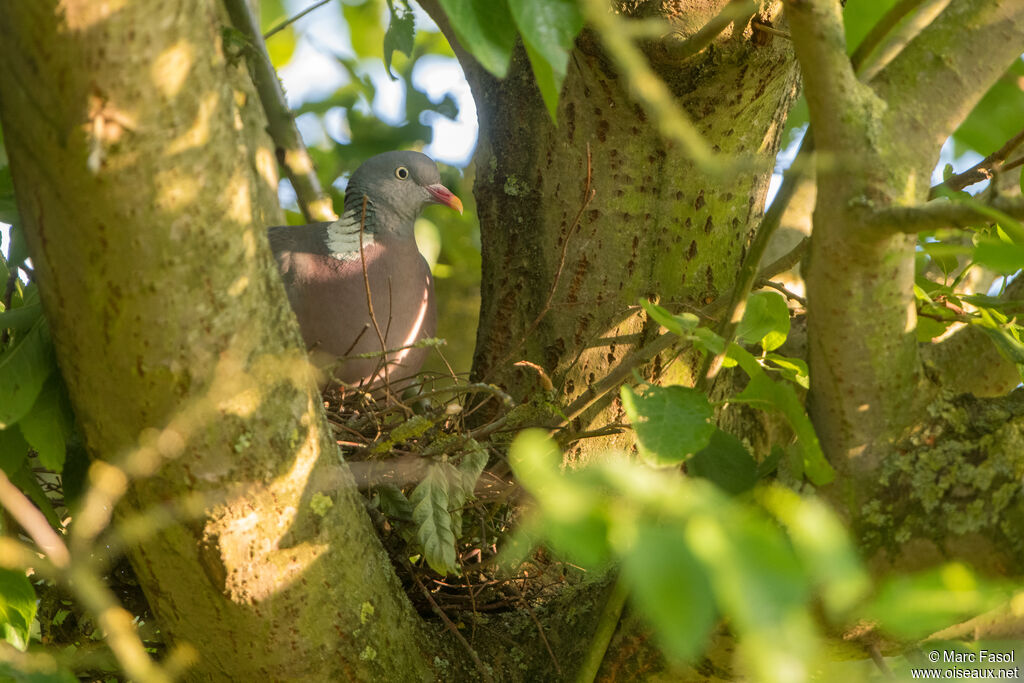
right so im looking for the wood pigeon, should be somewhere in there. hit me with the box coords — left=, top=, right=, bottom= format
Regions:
left=268, top=151, right=463, bottom=390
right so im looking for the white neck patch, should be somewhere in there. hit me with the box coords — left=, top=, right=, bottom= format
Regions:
left=325, top=211, right=375, bottom=261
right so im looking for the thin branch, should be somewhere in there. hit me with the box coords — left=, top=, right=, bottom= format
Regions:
left=407, top=559, right=494, bottom=683
left=358, top=196, right=406, bottom=406
left=929, top=127, right=1024, bottom=198
left=223, top=0, right=336, bottom=223
left=574, top=575, right=629, bottom=683
left=656, top=0, right=757, bottom=64
left=756, top=237, right=808, bottom=283
left=760, top=280, right=806, bottom=306
left=868, top=195, right=1024, bottom=236
left=263, top=0, right=332, bottom=40
left=0, top=470, right=68, bottom=567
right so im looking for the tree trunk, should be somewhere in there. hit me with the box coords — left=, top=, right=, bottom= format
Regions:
left=457, top=3, right=799, bottom=459
left=0, top=1, right=433, bottom=679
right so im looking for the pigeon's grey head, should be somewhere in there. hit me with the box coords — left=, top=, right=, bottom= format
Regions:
left=345, top=151, right=463, bottom=234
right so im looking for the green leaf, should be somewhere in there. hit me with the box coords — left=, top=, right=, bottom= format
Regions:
left=620, top=385, right=715, bottom=467
left=687, top=429, right=758, bottom=495
left=765, top=353, right=809, bottom=389
left=0, top=316, right=55, bottom=429
left=456, top=440, right=488, bottom=499
left=758, top=486, right=869, bottom=618
left=973, top=238, right=1024, bottom=275
left=0, top=567, right=36, bottom=651
left=436, top=0, right=517, bottom=77
left=411, top=463, right=458, bottom=575
left=0, top=302, right=43, bottom=334
left=865, top=563, right=1008, bottom=639
left=921, top=242, right=961, bottom=278
left=916, top=316, right=950, bottom=343
left=509, top=430, right=611, bottom=567
left=736, top=291, right=790, bottom=352
left=383, top=0, right=415, bottom=79
left=640, top=299, right=699, bottom=337
left=622, top=524, right=716, bottom=661
left=18, top=376, right=73, bottom=472
left=0, top=426, right=30, bottom=476
left=508, top=0, right=584, bottom=121
left=686, top=509, right=809, bottom=633
left=375, top=484, right=413, bottom=521
left=728, top=344, right=834, bottom=485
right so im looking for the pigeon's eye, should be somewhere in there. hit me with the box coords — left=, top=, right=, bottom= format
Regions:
left=395, top=166, right=409, bottom=180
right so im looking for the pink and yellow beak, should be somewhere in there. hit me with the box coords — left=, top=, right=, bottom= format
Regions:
left=425, top=183, right=464, bottom=214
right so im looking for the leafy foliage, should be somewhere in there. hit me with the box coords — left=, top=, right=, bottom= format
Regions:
left=0, top=568, right=36, bottom=651
left=634, top=298, right=835, bottom=486
left=436, top=0, right=583, bottom=119
left=510, top=430, right=1012, bottom=680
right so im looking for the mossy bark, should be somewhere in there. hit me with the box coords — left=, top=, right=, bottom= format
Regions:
left=0, top=1, right=433, bottom=679
left=461, top=5, right=799, bottom=460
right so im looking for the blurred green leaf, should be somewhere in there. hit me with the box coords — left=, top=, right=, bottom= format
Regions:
left=18, top=375, right=74, bottom=472
left=345, top=0, right=387, bottom=58
left=436, top=0, right=517, bottom=77
left=509, top=430, right=611, bottom=566
left=866, top=564, right=1008, bottom=639
left=687, top=429, right=758, bottom=495
left=622, top=524, right=716, bottom=662
left=410, top=463, right=458, bottom=575
left=384, top=0, right=415, bottom=79
left=758, top=486, right=869, bottom=618
left=508, top=0, right=584, bottom=121
left=0, top=316, right=55, bottom=430
left=686, top=507, right=817, bottom=679
left=973, top=238, right=1024, bottom=275
left=921, top=242, right=962, bottom=278
left=0, top=568, right=36, bottom=651
left=261, top=0, right=297, bottom=67
left=842, top=0, right=898, bottom=55
left=736, top=291, right=790, bottom=352
left=620, top=384, right=715, bottom=467
left=0, top=662, right=78, bottom=683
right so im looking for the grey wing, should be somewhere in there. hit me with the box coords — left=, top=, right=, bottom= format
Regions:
left=267, top=223, right=334, bottom=283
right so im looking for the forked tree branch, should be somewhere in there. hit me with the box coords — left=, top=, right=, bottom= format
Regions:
left=870, top=0, right=1024, bottom=162
left=869, top=196, right=1024, bottom=235
left=930, top=127, right=1024, bottom=197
